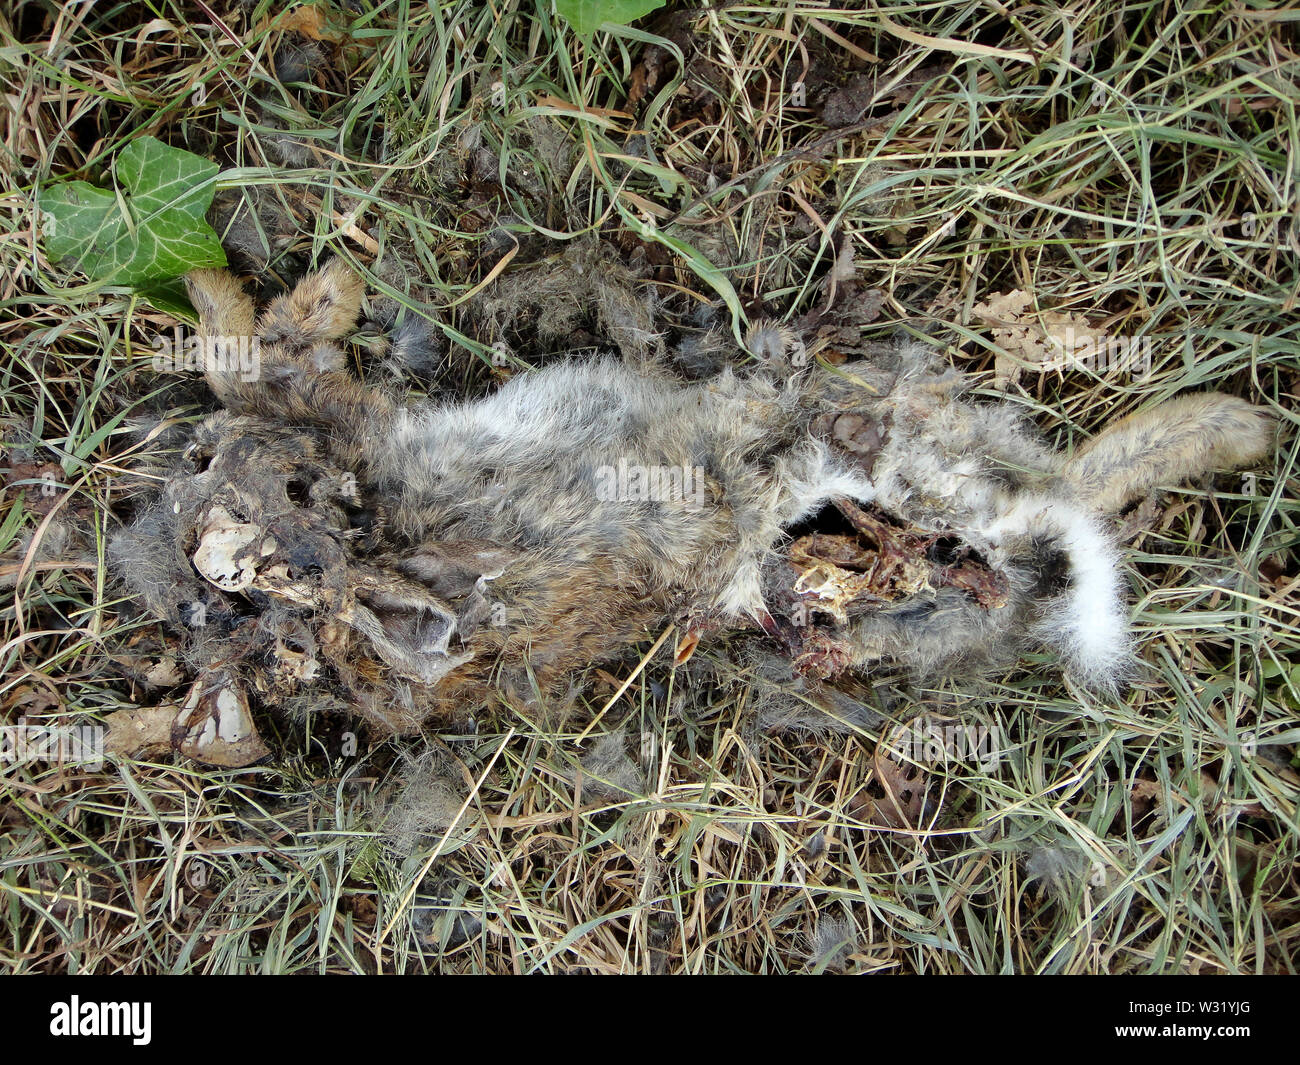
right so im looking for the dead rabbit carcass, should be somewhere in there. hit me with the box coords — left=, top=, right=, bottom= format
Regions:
left=110, top=259, right=1274, bottom=747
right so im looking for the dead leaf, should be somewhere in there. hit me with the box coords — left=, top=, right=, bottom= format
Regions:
left=971, top=289, right=1106, bottom=390
left=258, top=3, right=350, bottom=44
left=859, top=747, right=928, bottom=828
left=673, top=627, right=701, bottom=665
left=1130, top=777, right=1163, bottom=821
left=628, top=45, right=666, bottom=107
left=1117, top=496, right=1162, bottom=544
left=104, top=704, right=176, bottom=757
left=3, top=461, right=63, bottom=517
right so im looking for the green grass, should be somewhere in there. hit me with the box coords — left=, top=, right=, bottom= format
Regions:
left=0, top=0, right=1297, bottom=973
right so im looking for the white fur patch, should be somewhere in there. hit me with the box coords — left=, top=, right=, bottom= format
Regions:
left=981, top=495, right=1132, bottom=688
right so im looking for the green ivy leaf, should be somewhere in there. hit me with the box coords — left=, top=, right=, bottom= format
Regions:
left=135, top=277, right=198, bottom=320
left=556, top=0, right=667, bottom=36
left=40, top=136, right=226, bottom=287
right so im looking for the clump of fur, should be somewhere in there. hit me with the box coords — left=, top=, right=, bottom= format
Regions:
left=1024, top=844, right=1096, bottom=900
left=570, top=727, right=645, bottom=800
left=469, top=236, right=663, bottom=365
left=805, top=915, right=861, bottom=973
left=382, top=749, right=479, bottom=855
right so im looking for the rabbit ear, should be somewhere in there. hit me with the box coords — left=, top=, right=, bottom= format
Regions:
left=184, top=260, right=393, bottom=463
left=186, top=268, right=256, bottom=335
left=184, top=269, right=259, bottom=407
left=259, top=257, right=364, bottom=350
left=395, top=541, right=519, bottom=598
left=344, top=580, right=471, bottom=685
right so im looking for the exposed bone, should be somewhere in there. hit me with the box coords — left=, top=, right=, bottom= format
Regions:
left=250, top=562, right=318, bottom=606
left=273, top=637, right=321, bottom=684
left=192, top=505, right=264, bottom=591
left=174, top=678, right=269, bottom=766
